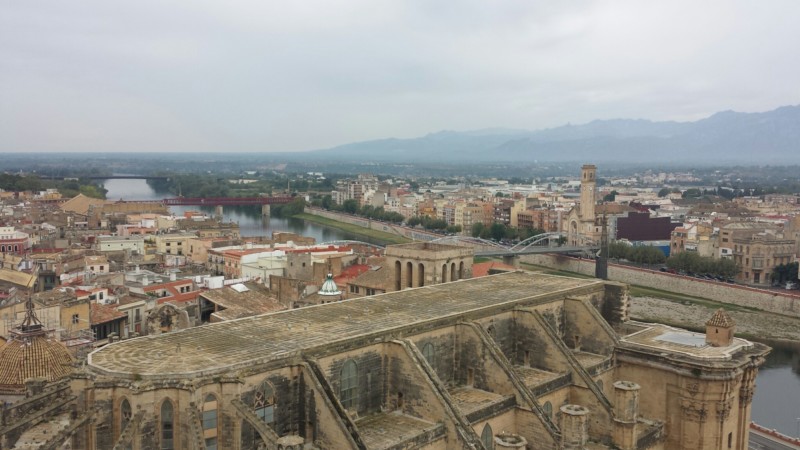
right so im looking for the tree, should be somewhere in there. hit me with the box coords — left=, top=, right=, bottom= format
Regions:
left=489, top=223, right=506, bottom=241
left=342, top=199, right=359, bottom=214
left=446, top=225, right=462, bottom=234
left=471, top=222, right=485, bottom=238
left=682, top=188, right=702, bottom=199
left=603, top=190, right=618, bottom=202
left=321, top=195, right=333, bottom=209
left=607, top=241, right=631, bottom=260
left=657, top=188, right=671, bottom=198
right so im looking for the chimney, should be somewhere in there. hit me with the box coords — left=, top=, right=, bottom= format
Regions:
left=560, top=405, right=589, bottom=450
left=170, top=272, right=176, bottom=281
left=612, top=381, right=640, bottom=450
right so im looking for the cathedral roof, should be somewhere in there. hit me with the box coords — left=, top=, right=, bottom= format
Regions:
left=706, top=309, right=735, bottom=328
left=88, top=272, right=599, bottom=378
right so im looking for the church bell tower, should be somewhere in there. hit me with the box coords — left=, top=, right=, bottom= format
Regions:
left=580, top=164, right=597, bottom=220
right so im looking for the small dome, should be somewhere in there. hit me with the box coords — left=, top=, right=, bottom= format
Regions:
left=319, top=273, right=341, bottom=296
left=0, top=335, right=74, bottom=394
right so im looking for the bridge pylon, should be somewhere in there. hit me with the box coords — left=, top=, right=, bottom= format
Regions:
left=214, top=205, right=224, bottom=219
left=502, top=255, right=520, bottom=269
left=261, top=204, right=270, bottom=217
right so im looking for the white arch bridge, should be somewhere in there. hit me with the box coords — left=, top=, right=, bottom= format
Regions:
left=320, top=233, right=599, bottom=257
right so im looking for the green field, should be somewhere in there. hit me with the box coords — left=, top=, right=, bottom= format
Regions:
left=293, top=213, right=412, bottom=245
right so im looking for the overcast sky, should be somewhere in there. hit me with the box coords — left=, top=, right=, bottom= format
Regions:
left=2, top=1, right=800, bottom=153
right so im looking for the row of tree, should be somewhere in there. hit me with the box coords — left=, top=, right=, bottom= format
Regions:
left=407, top=215, right=459, bottom=232
left=317, top=199, right=406, bottom=224
left=0, top=174, right=108, bottom=199
left=664, top=251, right=739, bottom=279
left=471, top=222, right=547, bottom=241
left=771, top=262, right=799, bottom=285
left=607, top=242, right=740, bottom=278
left=606, top=242, right=667, bottom=265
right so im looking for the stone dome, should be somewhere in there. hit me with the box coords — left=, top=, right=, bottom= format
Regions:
left=0, top=300, right=73, bottom=394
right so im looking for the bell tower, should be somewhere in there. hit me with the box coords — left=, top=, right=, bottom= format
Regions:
left=580, top=164, right=597, bottom=221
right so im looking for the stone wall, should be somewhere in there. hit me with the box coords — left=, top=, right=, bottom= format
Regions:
left=521, top=254, right=800, bottom=318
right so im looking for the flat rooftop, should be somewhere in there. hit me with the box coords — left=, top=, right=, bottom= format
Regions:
left=88, top=272, right=602, bottom=378
left=620, top=322, right=754, bottom=361
left=356, top=412, right=442, bottom=450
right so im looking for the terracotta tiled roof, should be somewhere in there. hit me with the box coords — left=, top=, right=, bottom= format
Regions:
left=334, top=264, right=370, bottom=285
left=706, top=309, right=735, bottom=328
left=59, top=193, right=108, bottom=216
left=0, top=336, right=73, bottom=393
left=472, top=262, right=516, bottom=278
left=349, top=266, right=389, bottom=290
left=91, top=302, right=127, bottom=325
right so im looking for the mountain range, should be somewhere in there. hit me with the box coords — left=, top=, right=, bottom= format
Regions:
left=306, top=105, right=800, bottom=164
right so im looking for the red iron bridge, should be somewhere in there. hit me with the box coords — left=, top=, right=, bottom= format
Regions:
left=117, top=195, right=295, bottom=216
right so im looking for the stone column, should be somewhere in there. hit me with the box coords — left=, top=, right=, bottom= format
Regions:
left=261, top=204, right=270, bottom=217
left=560, top=404, right=589, bottom=450
left=612, top=381, right=640, bottom=450
left=214, top=205, right=224, bottom=219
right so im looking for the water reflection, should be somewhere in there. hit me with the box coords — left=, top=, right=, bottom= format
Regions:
left=752, top=343, right=800, bottom=437
left=102, top=178, right=383, bottom=243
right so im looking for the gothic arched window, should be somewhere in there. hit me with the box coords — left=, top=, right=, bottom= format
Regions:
left=203, top=394, right=219, bottom=450
left=160, top=399, right=174, bottom=450
left=481, top=423, right=494, bottom=449
left=422, top=342, right=435, bottom=367
left=340, top=359, right=358, bottom=409
left=254, top=381, right=275, bottom=426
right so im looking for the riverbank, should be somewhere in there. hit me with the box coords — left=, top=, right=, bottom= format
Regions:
left=293, top=213, right=412, bottom=245
left=521, top=261, right=800, bottom=343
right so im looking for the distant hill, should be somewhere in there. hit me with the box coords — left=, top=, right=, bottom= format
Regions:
left=306, top=105, right=800, bottom=164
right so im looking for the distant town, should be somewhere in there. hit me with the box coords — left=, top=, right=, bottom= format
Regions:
left=1, top=161, right=799, bottom=449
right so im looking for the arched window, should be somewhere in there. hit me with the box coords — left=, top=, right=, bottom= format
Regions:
left=459, top=261, right=465, bottom=279
left=441, top=264, right=448, bottom=282
left=418, top=263, right=425, bottom=287
left=340, top=359, right=358, bottom=409
left=450, top=263, right=456, bottom=281
left=120, top=398, right=132, bottom=434
left=543, top=401, right=553, bottom=419
left=481, top=423, right=494, bottom=449
left=406, top=261, right=414, bottom=288
left=254, top=381, right=275, bottom=426
left=160, top=399, right=174, bottom=450
left=422, top=342, right=435, bottom=367
left=395, top=261, right=401, bottom=291
left=203, top=394, right=218, bottom=450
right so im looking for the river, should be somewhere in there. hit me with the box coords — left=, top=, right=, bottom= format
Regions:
left=101, top=178, right=380, bottom=244
left=101, top=177, right=800, bottom=438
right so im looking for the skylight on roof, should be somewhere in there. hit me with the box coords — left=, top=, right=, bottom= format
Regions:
left=654, top=331, right=707, bottom=348
left=230, top=283, right=249, bottom=293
